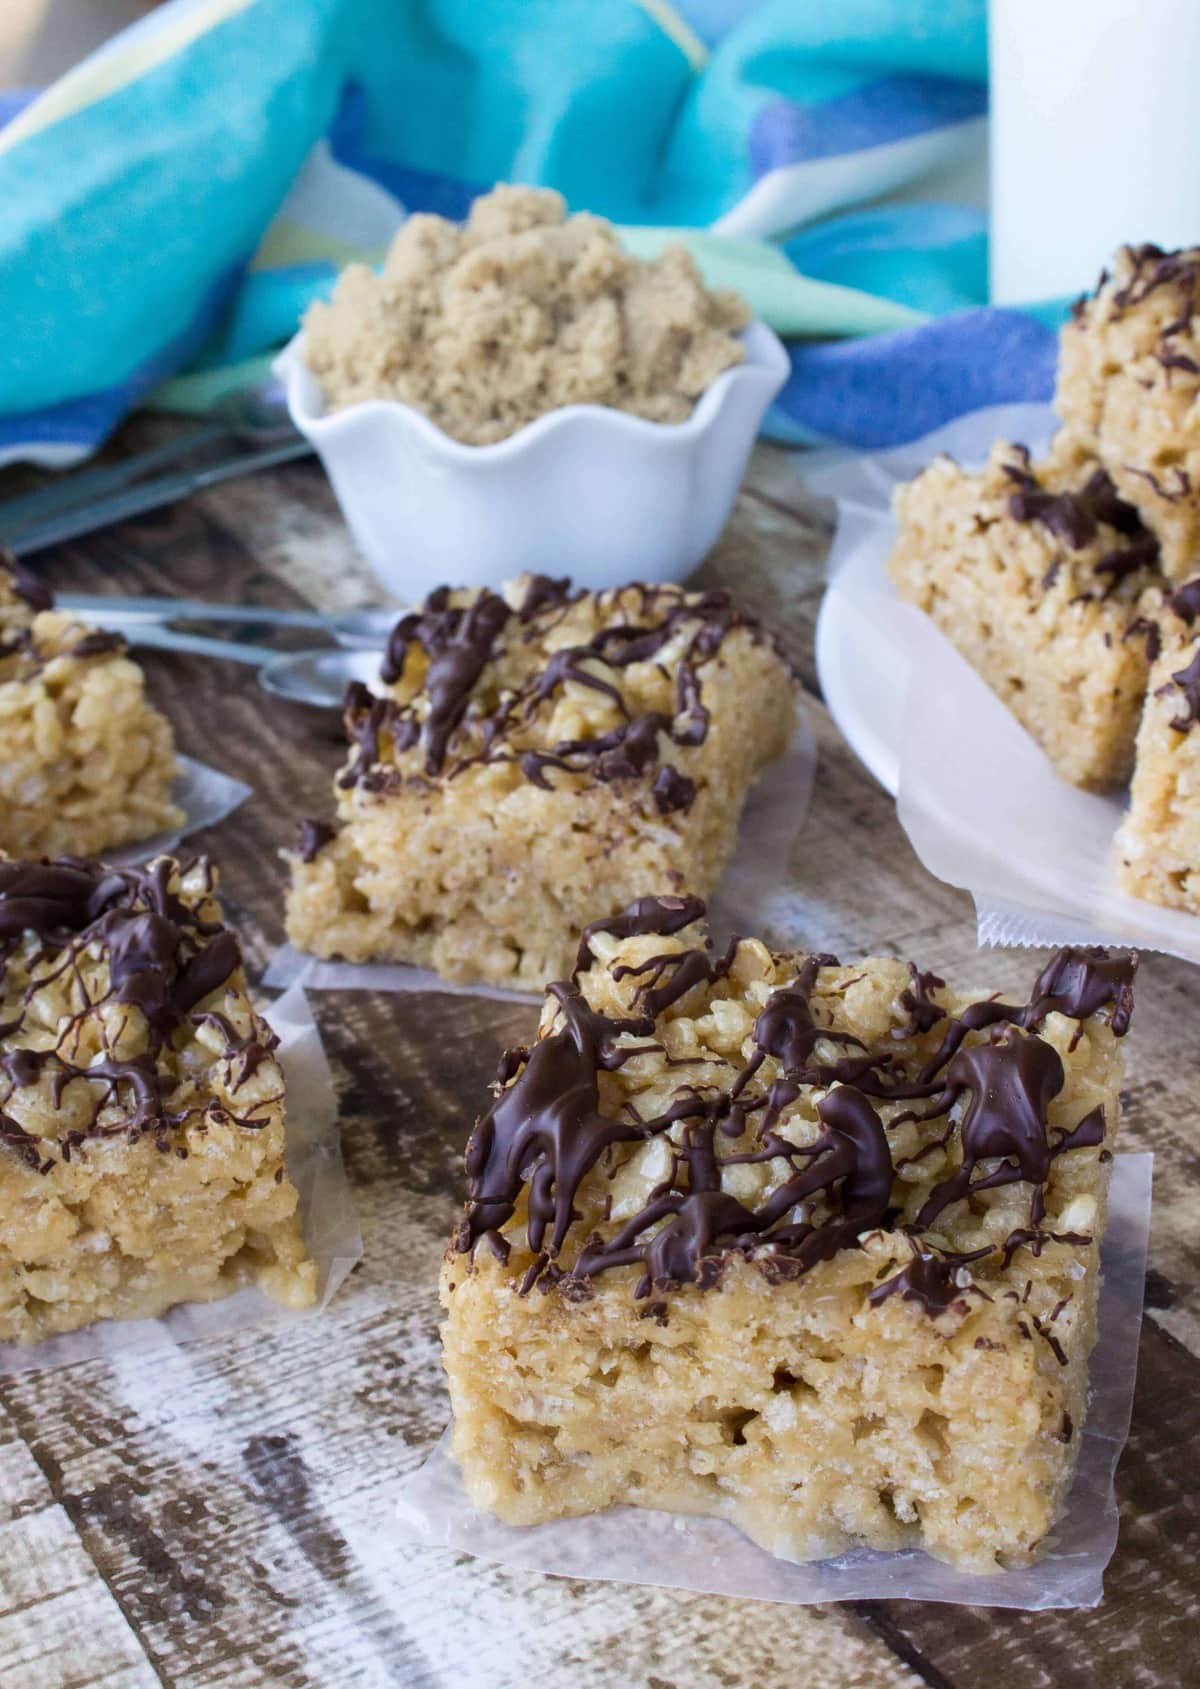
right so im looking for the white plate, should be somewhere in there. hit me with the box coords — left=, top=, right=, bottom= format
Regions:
left=808, top=403, right=1200, bottom=963
left=815, top=546, right=905, bottom=797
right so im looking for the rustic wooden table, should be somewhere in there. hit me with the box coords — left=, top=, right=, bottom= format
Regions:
left=1, top=435, right=1197, bottom=1689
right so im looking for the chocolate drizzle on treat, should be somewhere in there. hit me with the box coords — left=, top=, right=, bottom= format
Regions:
left=69, top=628, right=128, bottom=659
left=1107, top=243, right=1200, bottom=323
left=868, top=1244, right=992, bottom=1317
left=454, top=901, right=1136, bottom=1314
left=911, top=1033, right=1093, bottom=1228
left=1002, top=462, right=1159, bottom=595
left=381, top=587, right=513, bottom=774
left=0, top=550, right=132, bottom=666
left=1158, top=646, right=1200, bottom=732
left=296, top=818, right=335, bottom=863
left=1, top=548, right=53, bottom=614
left=896, top=965, right=946, bottom=1039
left=1124, top=616, right=1163, bottom=664
left=1168, top=578, right=1200, bottom=625
left=1141, top=578, right=1200, bottom=728
left=336, top=578, right=783, bottom=812
left=1126, top=464, right=1192, bottom=504
left=0, top=856, right=278, bottom=1168
left=1003, top=464, right=1144, bottom=551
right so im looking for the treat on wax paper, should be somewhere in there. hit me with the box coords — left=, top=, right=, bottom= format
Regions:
left=0, top=550, right=181, bottom=858
left=441, top=896, right=1135, bottom=1573
left=1056, top=243, right=1200, bottom=582
left=286, top=575, right=797, bottom=989
left=888, top=443, right=1160, bottom=790
left=0, top=854, right=316, bottom=1344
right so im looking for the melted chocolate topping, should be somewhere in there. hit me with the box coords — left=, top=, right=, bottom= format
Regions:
left=297, top=818, right=335, bottom=863
left=916, top=945, right=1137, bottom=1079
left=0, top=856, right=270, bottom=1167
left=1003, top=464, right=1158, bottom=590
left=1, top=548, right=53, bottom=614
left=454, top=903, right=1135, bottom=1309
left=868, top=1246, right=990, bottom=1317
left=455, top=980, right=653, bottom=1260
left=1169, top=579, right=1200, bottom=625
left=896, top=966, right=947, bottom=1038
left=340, top=579, right=780, bottom=813
left=1159, top=646, right=1200, bottom=731
left=69, top=629, right=127, bottom=659
left=914, top=1030, right=1067, bottom=1227
left=1027, top=946, right=1136, bottom=1035
left=575, top=894, right=706, bottom=972
left=1127, top=464, right=1191, bottom=503
left=1108, top=244, right=1200, bottom=319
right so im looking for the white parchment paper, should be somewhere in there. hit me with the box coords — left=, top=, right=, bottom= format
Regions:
left=0, top=983, right=361, bottom=1376
left=808, top=404, right=1200, bottom=963
left=395, top=1152, right=1151, bottom=1612
left=103, top=754, right=252, bottom=867
left=265, top=718, right=818, bottom=1000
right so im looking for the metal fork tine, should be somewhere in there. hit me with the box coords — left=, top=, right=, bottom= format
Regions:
left=0, top=423, right=229, bottom=540
left=58, top=594, right=336, bottom=631
left=7, top=437, right=311, bottom=557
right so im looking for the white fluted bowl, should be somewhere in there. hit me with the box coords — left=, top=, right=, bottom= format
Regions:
left=275, top=320, right=789, bottom=597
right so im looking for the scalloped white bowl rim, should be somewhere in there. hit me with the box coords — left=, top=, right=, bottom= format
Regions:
left=275, top=318, right=790, bottom=460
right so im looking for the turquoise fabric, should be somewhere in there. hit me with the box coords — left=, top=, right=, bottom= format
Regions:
left=0, top=0, right=1054, bottom=461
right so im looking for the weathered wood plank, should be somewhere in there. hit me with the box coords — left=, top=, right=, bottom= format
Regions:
left=0, top=1412, right=159, bottom=1689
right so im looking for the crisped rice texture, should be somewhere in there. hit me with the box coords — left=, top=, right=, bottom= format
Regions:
left=442, top=918, right=1127, bottom=1572
left=1056, top=244, right=1200, bottom=579
left=1, top=599, right=181, bottom=859
left=0, top=856, right=316, bottom=1343
left=286, top=577, right=796, bottom=988
left=889, top=442, right=1159, bottom=788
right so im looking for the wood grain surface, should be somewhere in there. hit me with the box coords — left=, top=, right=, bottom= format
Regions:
left=0, top=435, right=1197, bottom=1689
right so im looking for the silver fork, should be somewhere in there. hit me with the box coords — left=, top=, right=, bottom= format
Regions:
left=48, top=594, right=394, bottom=708
left=58, top=594, right=396, bottom=649
left=0, top=382, right=310, bottom=556
left=104, top=624, right=383, bottom=708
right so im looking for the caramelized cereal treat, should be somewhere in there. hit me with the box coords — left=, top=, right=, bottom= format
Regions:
left=889, top=443, right=1160, bottom=788
left=441, top=896, right=1136, bottom=1572
left=1117, top=578, right=1200, bottom=910
left=286, top=576, right=796, bottom=989
left=1056, top=244, right=1200, bottom=580
left=0, top=550, right=181, bottom=857
left=0, top=854, right=317, bottom=1343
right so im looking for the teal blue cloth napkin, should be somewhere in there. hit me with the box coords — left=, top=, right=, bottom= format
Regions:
left=0, top=0, right=1063, bottom=462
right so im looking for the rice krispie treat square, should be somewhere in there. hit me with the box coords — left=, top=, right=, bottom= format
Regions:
left=888, top=442, right=1160, bottom=788
left=441, top=896, right=1136, bottom=1573
left=0, top=853, right=317, bottom=1343
left=1056, top=244, right=1200, bottom=580
left=0, top=550, right=182, bottom=858
left=286, top=575, right=797, bottom=989
left=1117, top=578, right=1200, bottom=910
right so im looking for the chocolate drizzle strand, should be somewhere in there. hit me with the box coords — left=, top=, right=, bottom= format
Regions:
left=1158, top=647, right=1200, bottom=732
left=0, top=856, right=278, bottom=1167
left=0, top=550, right=130, bottom=668
left=1002, top=462, right=1159, bottom=594
left=337, top=578, right=787, bottom=813
left=296, top=818, right=335, bottom=863
left=0, top=547, right=53, bottom=614
left=453, top=901, right=1135, bottom=1313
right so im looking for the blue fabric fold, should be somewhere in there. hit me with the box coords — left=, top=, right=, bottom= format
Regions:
left=0, top=0, right=1069, bottom=465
